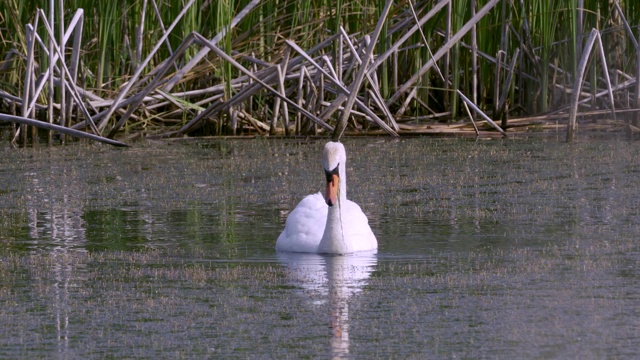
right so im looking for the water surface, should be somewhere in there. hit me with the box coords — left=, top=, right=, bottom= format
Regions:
left=1, top=137, right=639, bottom=358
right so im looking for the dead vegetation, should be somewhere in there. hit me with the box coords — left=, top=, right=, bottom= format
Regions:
left=1, top=0, right=640, bottom=146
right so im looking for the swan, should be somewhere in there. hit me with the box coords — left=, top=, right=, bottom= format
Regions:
left=276, top=141, right=377, bottom=254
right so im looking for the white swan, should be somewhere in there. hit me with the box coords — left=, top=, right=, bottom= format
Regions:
left=276, top=142, right=377, bottom=254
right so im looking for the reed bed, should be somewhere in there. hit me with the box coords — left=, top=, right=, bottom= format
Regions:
left=1, top=0, right=639, bottom=146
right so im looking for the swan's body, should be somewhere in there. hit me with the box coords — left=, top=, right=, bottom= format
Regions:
left=276, top=142, right=377, bottom=254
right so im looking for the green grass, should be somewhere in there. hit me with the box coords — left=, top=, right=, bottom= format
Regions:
left=1, top=0, right=638, bottom=138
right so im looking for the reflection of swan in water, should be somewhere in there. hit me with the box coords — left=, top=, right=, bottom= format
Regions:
left=278, top=251, right=377, bottom=358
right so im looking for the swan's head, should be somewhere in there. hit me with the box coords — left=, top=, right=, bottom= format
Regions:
left=322, top=142, right=346, bottom=207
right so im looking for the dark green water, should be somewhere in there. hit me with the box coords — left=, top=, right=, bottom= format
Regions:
left=1, top=137, right=639, bottom=358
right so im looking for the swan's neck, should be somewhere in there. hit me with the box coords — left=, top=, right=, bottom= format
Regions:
left=338, top=163, right=347, bottom=200
left=319, top=162, right=349, bottom=254
left=319, top=198, right=348, bottom=254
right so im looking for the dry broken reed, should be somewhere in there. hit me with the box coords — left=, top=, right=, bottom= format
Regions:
left=1, top=0, right=640, bottom=146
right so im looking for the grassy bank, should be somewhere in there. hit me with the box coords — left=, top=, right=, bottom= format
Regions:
left=1, top=0, right=639, bottom=145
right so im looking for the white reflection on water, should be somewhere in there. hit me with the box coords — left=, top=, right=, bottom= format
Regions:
left=24, top=172, right=89, bottom=357
left=277, top=251, right=377, bottom=359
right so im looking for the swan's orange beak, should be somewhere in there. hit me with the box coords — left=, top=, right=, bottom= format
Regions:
left=325, top=172, right=339, bottom=207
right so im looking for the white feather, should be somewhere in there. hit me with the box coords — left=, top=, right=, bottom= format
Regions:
left=276, top=142, right=377, bottom=254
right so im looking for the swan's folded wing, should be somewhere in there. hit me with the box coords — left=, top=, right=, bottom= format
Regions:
left=343, top=200, right=378, bottom=251
left=276, top=193, right=328, bottom=252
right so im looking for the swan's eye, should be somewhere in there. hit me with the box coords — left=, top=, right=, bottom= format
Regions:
left=325, top=165, right=339, bottom=183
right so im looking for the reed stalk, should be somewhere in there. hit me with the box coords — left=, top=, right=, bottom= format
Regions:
left=567, top=28, right=616, bottom=142
left=1, top=0, right=639, bottom=145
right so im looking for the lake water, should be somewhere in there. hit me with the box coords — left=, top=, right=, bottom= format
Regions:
left=1, top=136, right=639, bottom=358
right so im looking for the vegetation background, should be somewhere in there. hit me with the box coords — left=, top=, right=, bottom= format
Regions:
left=0, top=0, right=639, bottom=142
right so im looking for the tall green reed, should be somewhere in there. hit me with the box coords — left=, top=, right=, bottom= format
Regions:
left=1, top=0, right=638, bottom=137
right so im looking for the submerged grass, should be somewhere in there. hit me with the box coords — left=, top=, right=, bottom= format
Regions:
left=2, top=221, right=636, bottom=358
left=0, top=230, right=629, bottom=284
left=1, top=137, right=640, bottom=357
